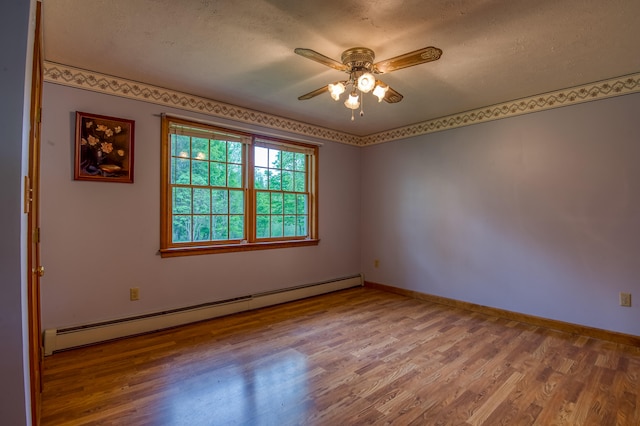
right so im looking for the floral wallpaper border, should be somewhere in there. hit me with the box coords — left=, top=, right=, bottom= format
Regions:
left=43, top=62, right=363, bottom=146
left=362, top=74, right=640, bottom=146
left=44, top=61, right=640, bottom=147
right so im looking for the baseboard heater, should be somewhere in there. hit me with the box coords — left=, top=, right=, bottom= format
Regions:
left=43, top=274, right=362, bottom=355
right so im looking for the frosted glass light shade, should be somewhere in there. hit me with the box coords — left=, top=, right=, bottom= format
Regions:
left=373, top=84, right=389, bottom=102
left=344, top=93, right=360, bottom=109
left=357, top=72, right=376, bottom=93
left=328, top=82, right=345, bottom=101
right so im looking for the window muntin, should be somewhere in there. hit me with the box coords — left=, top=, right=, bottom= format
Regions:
left=160, top=116, right=318, bottom=256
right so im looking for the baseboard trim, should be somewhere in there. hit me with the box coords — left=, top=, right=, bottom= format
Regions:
left=44, top=275, right=363, bottom=355
left=364, top=281, right=640, bottom=347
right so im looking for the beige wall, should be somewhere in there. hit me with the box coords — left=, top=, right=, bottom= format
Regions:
left=39, top=82, right=362, bottom=330
left=361, top=93, right=640, bottom=335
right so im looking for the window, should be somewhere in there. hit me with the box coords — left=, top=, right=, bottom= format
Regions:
left=160, top=115, right=318, bottom=257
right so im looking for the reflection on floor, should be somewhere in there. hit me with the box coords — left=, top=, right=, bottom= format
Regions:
left=168, top=349, right=310, bottom=425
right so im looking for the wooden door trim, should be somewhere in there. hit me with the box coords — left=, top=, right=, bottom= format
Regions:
left=27, top=1, right=43, bottom=424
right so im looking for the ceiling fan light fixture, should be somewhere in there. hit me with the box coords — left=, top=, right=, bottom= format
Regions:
left=328, top=82, right=345, bottom=101
left=373, top=83, right=389, bottom=102
left=357, top=72, right=376, bottom=93
left=295, top=45, right=442, bottom=120
left=344, top=92, right=360, bottom=110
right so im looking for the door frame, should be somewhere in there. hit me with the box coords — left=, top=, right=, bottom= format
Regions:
left=27, top=1, right=44, bottom=424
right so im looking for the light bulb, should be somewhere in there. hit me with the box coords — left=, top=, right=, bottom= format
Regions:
left=357, top=72, right=376, bottom=93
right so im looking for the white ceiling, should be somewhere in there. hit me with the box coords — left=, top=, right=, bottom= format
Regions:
left=42, top=0, right=640, bottom=137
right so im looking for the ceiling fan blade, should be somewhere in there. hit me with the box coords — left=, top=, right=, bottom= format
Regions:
left=373, top=46, right=442, bottom=74
left=298, top=85, right=330, bottom=100
left=382, top=84, right=404, bottom=103
left=294, top=48, right=349, bottom=72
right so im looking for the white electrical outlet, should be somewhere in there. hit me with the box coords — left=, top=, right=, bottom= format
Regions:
left=619, top=292, right=631, bottom=307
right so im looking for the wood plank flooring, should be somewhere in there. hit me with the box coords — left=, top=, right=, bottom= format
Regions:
left=41, top=287, right=640, bottom=425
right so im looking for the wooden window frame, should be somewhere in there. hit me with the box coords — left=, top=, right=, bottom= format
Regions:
left=160, top=115, right=319, bottom=257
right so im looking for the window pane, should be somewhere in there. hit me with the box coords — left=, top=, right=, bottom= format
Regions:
left=294, top=153, right=306, bottom=171
left=254, top=167, right=268, bottom=190
left=297, top=216, right=308, bottom=236
left=256, top=192, right=270, bottom=214
left=229, top=215, right=244, bottom=240
left=283, top=193, right=296, bottom=215
left=172, top=158, right=191, bottom=185
left=172, top=135, right=190, bottom=158
left=210, top=162, right=226, bottom=187
left=296, top=194, right=307, bottom=214
left=229, top=190, right=244, bottom=214
left=173, top=188, right=192, bottom=214
left=284, top=215, right=296, bottom=237
left=192, top=160, right=209, bottom=186
left=228, top=164, right=242, bottom=188
left=192, top=138, right=209, bottom=160
left=212, top=190, right=228, bottom=214
left=271, top=193, right=283, bottom=214
left=212, top=215, right=229, bottom=240
left=294, top=171, right=305, bottom=192
left=270, top=216, right=283, bottom=237
left=172, top=215, right=192, bottom=243
left=281, top=170, right=294, bottom=191
left=210, top=140, right=227, bottom=162
left=269, top=170, right=281, bottom=191
left=193, top=215, right=210, bottom=241
left=228, top=142, right=242, bottom=164
left=282, top=151, right=294, bottom=170
left=268, top=149, right=280, bottom=168
left=255, top=146, right=268, bottom=167
left=256, top=215, right=270, bottom=238
left=193, top=188, right=211, bottom=214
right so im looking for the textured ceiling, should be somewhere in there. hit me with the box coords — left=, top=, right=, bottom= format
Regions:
left=42, top=0, right=640, bottom=137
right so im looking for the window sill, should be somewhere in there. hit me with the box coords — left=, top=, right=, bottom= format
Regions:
left=159, top=239, right=320, bottom=258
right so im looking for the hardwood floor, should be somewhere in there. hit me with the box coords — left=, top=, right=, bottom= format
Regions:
left=41, top=287, right=640, bottom=425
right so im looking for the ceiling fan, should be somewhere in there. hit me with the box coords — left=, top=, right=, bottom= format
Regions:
left=294, top=46, right=442, bottom=120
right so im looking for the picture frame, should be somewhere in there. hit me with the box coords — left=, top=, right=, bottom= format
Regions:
left=74, top=111, right=135, bottom=183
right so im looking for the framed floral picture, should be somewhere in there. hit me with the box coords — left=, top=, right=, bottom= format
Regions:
left=74, top=111, right=135, bottom=183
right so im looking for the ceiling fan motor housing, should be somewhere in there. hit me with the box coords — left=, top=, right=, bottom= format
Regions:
left=341, top=47, right=375, bottom=73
